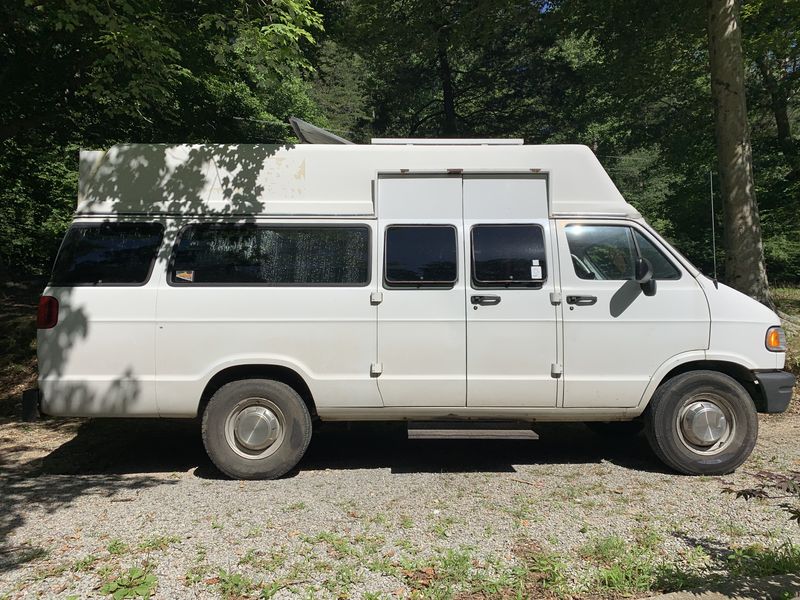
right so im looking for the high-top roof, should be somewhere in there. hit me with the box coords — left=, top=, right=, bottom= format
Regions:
left=76, top=143, right=640, bottom=218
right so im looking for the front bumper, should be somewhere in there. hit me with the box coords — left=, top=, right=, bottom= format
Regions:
left=754, top=370, right=796, bottom=413
left=21, top=388, right=41, bottom=421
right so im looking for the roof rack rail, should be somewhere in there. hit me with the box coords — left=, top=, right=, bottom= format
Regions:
left=371, top=138, right=524, bottom=145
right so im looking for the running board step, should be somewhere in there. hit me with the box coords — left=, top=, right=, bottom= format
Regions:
left=407, top=421, right=539, bottom=440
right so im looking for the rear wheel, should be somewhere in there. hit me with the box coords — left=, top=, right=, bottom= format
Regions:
left=202, top=379, right=312, bottom=479
left=644, top=370, right=757, bottom=475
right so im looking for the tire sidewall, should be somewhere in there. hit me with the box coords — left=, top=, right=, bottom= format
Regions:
left=202, top=379, right=312, bottom=479
left=647, top=371, right=758, bottom=475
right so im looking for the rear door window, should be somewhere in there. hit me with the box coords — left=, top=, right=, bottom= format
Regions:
left=50, top=222, right=164, bottom=286
left=384, top=225, right=458, bottom=286
left=471, top=224, right=547, bottom=287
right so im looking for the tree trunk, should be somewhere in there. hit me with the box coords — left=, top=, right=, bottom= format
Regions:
left=756, top=57, right=800, bottom=181
left=706, top=0, right=772, bottom=307
left=436, top=27, right=458, bottom=136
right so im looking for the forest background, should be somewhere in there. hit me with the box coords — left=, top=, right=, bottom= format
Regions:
left=1, top=0, right=798, bottom=287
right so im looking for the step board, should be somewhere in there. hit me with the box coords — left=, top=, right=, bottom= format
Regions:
left=407, top=421, right=539, bottom=440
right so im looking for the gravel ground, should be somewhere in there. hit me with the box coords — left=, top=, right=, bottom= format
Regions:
left=1, top=410, right=799, bottom=599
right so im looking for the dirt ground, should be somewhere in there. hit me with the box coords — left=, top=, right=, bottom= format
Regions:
left=1, top=408, right=799, bottom=599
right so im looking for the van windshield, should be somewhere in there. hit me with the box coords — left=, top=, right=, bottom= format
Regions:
left=50, top=222, right=164, bottom=286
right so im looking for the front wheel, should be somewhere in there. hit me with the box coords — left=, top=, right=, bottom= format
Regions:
left=202, top=379, right=312, bottom=479
left=644, top=370, right=758, bottom=475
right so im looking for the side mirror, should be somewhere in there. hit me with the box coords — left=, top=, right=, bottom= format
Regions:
left=635, top=257, right=657, bottom=296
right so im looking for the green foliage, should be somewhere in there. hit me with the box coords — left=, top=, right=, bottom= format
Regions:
left=726, top=543, right=800, bottom=577
left=0, top=0, right=324, bottom=277
left=2, top=0, right=798, bottom=285
left=100, top=566, right=157, bottom=599
left=214, top=568, right=254, bottom=599
left=107, top=539, right=129, bottom=556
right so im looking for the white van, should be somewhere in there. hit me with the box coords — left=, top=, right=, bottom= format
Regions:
left=27, top=139, right=794, bottom=479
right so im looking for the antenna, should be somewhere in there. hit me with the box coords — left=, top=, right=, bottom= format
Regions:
left=709, top=170, right=719, bottom=288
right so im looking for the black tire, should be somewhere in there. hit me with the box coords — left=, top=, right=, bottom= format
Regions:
left=644, top=370, right=758, bottom=475
left=586, top=420, right=644, bottom=437
left=202, top=379, right=312, bottom=479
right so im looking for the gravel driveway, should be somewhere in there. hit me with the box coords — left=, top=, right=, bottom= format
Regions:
left=1, top=412, right=799, bottom=599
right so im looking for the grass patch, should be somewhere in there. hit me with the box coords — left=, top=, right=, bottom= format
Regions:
left=137, top=535, right=180, bottom=552
left=100, top=565, right=157, bottom=599
left=725, top=543, right=800, bottom=578
left=72, top=554, right=100, bottom=572
left=107, top=539, right=129, bottom=555
left=212, top=568, right=255, bottom=599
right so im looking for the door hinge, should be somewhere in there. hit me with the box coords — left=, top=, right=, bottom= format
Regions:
left=370, top=291, right=383, bottom=305
left=549, top=291, right=562, bottom=305
left=370, top=362, right=383, bottom=377
left=550, top=363, right=563, bottom=378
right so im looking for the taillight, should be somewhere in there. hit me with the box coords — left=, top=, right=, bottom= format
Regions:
left=37, top=296, right=59, bottom=329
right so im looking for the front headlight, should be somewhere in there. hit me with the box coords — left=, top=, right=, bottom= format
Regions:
left=765, top=326, right=787, bottom=352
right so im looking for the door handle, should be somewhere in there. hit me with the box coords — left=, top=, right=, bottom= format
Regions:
left=566, top=295, right=597, bottom=306
left=471, top=295, right=501, bottom=306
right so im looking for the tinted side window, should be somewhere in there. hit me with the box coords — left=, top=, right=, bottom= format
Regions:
left=471, top=225, right=547, bottom=287
left=50, top=222, right=164, bottom=286
left=171, top=225, right=369, bottom=285
left=385, top=226, right=457, bottom=286
left=634, top=231, right=681, bottom=280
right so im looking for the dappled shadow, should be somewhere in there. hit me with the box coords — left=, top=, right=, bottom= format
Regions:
left=0, top=467, right=176, bottom=574
left=2, top=144, right=290, bottom=566
left=37, top=143, right=290, bottom=418
left=659, top=532, right=800, bottom=596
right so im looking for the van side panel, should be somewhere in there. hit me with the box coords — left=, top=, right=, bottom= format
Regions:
left=154, top=220, right=381, bottom=417
left=39, top=285, right=160, bottom=416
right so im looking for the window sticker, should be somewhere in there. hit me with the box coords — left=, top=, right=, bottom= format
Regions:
left=530, top=259, right=543, bottom=280
left=175, top=270, right=194, bottom=282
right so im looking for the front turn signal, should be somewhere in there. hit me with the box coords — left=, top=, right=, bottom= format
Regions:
left=765, top=326, right=787, bottom=352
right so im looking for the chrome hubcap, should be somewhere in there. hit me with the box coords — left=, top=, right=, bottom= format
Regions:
left=224, top=398, right=285, bottom=460
left=676, top=394, right=735, bottom=455
left=680, top=401, right=727, bottom=446
left=234, top=405, right=280, bottom=451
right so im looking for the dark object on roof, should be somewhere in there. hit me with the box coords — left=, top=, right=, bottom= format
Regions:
left=289, top=117, right=353, bottom=144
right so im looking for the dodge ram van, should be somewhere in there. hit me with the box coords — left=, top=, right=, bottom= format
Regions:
left=26, top=138, right=795, bottom=479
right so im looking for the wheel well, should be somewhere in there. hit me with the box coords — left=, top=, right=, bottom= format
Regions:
left=656, top=360, right=765, bottom=411
left=198, top=365, right=317, bottom=419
